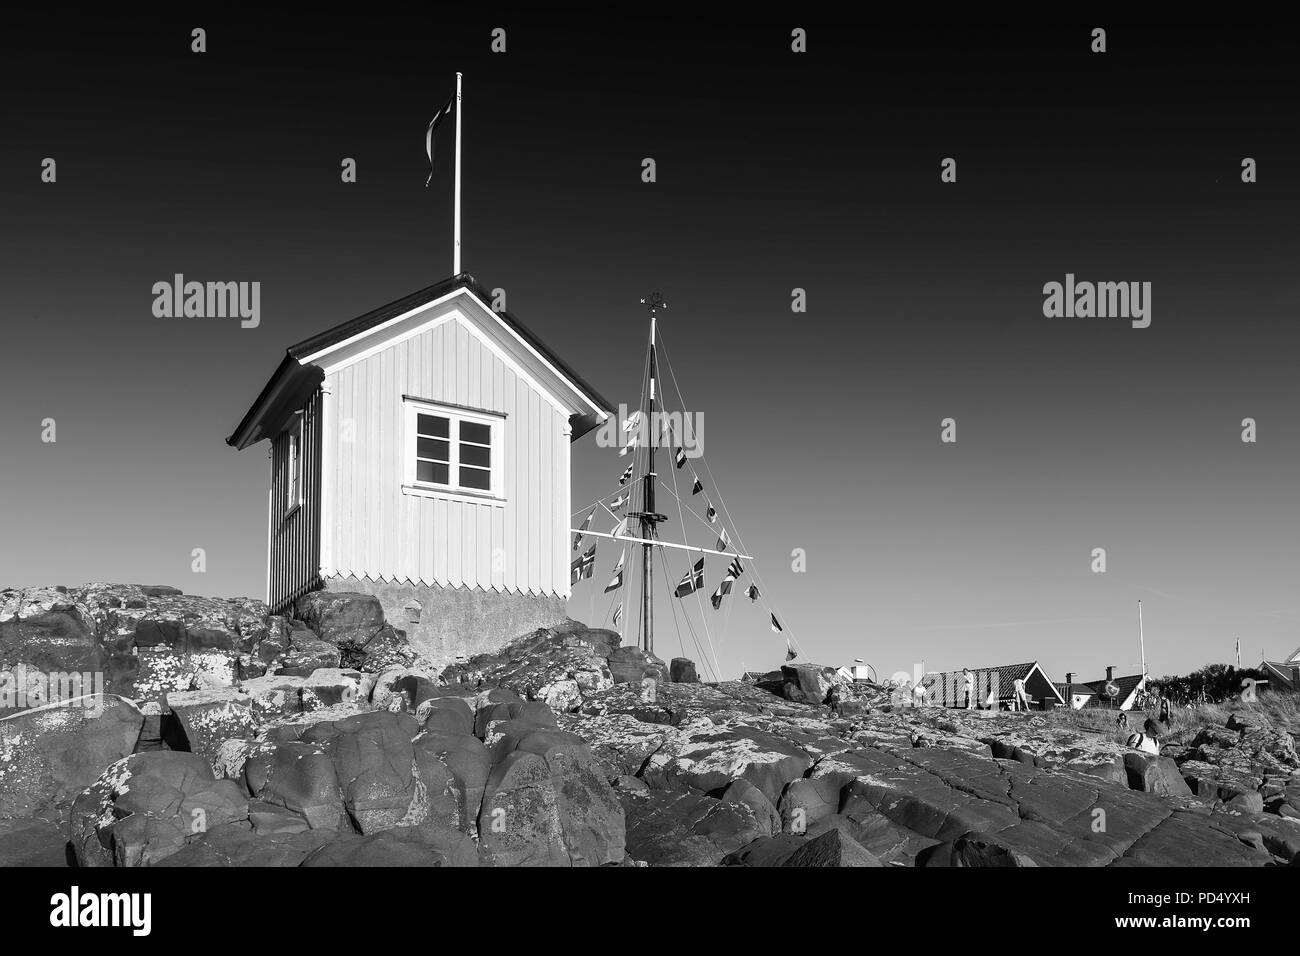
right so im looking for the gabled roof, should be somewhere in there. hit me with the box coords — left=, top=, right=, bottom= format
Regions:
left=922, top=662, right=1065, bottom=704
left=226, top=273, right=615, bottom=449
left=1054, top=682, right=1096, bottom=697
left=1082, top=673, right=1146, bottom=709
left=1261, top=661, right=1299, bottom=688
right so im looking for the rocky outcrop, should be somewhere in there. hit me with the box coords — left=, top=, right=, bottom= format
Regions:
left=70, top=751, right=250, bottom=867
left=293, top=592, right=420, bottom=672
left=621, top=788, right=776, bottom=866
left=4, top=584, right=1299, bottom=868
left=58, top=677, right=622, bottom=867
left=438, top=622, right=621, bottom=710
left=0, top=696, right=145, bottom=820
left=670, top=657, right=699, bottom=683
left=1, top=585, right=270, bottom=701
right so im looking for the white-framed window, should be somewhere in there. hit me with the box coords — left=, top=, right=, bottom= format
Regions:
left=284, top=412, right=303, bottom=517
left=403, top=398, right=505, bottom=499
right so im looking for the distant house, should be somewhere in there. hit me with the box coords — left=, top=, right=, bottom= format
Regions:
left=226, top=274, right=614, bottom=664
left=1080, top=666, right=1147, bottom=710
left=1053, top=672, right=1096, bottom=710
left=1259, top=645, right=1300, bottom=692
left=837, top=662, right=874, bottom=682
left=922, top=662, right=1065, bottom=710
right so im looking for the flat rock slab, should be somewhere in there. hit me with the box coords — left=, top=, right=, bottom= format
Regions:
left=0, top=696, right=144, bottom=820
left=644, top=725, right=813, bottom=805
left=155, top=823, right=337, bottom=867
left=621, top=789, right=774, bottom=866
left=0, top=818, right=70, bottom=866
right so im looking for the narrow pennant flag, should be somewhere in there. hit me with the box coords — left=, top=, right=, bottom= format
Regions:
left=705, top=500, right=717, bottom=523
left=674, top=448, right=687, bottom=469
left=605, top=551, right=625, bottom=593
left=691, top=472, right=703, bottom=495
left=619, top=433, right=640, bottom=457
left=717, top=527, right=731, bottom=552
left=623, top=410, right=642, bottom=433
left=746, top=584, right=760, bottom=604
left=618, top=463, right=634, bottom=485
left=610, top=491, right=629, bottom=510
left=612, top=603, right=622, bottom=627
left=570, top=545, right=596, bottom=586
left=784, top=638, right=796, bottom=661
left=611, top=517, right=629, bottom=539
left=649, top=342, right=657, bottom=402
left=660, top=415, right=674, bottom=444
left=424, top=93, right=456, bottom=187
left=573, top=508, right=595, bottom=551
left=771, top=613, right=785, bottom=634
left=675, top=557, right=705, bottom=598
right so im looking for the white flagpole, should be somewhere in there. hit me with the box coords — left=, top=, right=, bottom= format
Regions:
left=1138, top=600, right=1146, bottom=678
left=453, top=71, right=463, bottom=275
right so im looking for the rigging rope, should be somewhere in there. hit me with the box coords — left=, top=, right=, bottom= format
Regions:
left=654, top=325, right=806, bottom=662
left=658, top=351, right=724, bottom=680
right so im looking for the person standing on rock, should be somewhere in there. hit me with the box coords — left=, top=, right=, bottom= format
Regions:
left=962, top=668, right=975, bottom=710
left=1159, top=695, right=1170, bottom=725
left=1012, top=677, right=1030, bottom=712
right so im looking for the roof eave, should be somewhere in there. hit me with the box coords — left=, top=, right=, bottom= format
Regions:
left=225, top=356, right=323, bottom=450
left=286, top=274, right=616, bottom=425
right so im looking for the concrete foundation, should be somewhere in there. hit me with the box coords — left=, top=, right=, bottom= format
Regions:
left=322, top=576, right=567, bottom=667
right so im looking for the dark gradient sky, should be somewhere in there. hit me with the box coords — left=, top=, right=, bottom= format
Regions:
left=3, top=8, right=1298, bottom=682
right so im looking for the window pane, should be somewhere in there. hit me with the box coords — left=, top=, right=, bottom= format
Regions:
left=459, top=466, right=491, bottom=490
left=460, top=421, right=491, bottom=445
left=417, top=461, right=449, bottom=484
left=417, top=414, right=449, bottom=438
left=417, top=437, right=449, bottom=461
left=459, top=442, right=491, bottom=468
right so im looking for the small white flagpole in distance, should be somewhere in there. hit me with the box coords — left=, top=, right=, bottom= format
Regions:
left=453, top=71, right=463, bottom=275
left=1138, top=600, right=1146, bottom=678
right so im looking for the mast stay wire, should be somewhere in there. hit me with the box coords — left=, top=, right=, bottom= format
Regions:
left=654, top=322, right=806, bottom=661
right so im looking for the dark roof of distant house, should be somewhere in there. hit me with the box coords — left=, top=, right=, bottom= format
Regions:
left=923, top=662, right=1064, bottom=703
left=1082, top=673, right=1145, bottom=707
left=1054, top=682, right=1096, bottom=697
left=1261, top=661, right=1299, bottom=688
left=227, top=273, right=615, bottom=449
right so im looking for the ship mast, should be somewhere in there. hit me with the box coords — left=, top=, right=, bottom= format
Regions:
left=634, top=293, right=668, bottom=653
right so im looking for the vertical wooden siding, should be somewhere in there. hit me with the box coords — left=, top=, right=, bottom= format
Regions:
left=268, top=390, right=323, bottom=612
left=322, top=317, right=569, bottom=597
